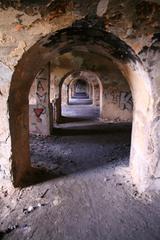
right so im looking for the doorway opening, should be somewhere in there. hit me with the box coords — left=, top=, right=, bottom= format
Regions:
left=28, top=58, right=132, bottom=179
left=8, top=20, right=153, bottom=192
left=60, top=71, right=101, bottom=124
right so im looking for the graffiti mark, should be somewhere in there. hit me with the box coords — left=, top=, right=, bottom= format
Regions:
left=106, top=88, right=133, bottom=112
left=37, top=80, right=45, bottom=91
left=35, top=66, right=48, bottom=123
left=34, top=108, right=44, bottom=122
left=36, top=92, right=47, bottom=104
left=119, top=91, right=133, bottom=112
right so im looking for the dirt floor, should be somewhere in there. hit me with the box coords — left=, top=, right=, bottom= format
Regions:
left=0, top=103, right=160, bottom=240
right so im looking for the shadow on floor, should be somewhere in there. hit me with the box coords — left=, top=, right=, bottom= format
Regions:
left=54, top=122, right=132, bottom=136
left=58, top=116, right=97, bottom=123
left=20, top=167, right=65, bottom=188
left=24, top=123, right=132, bottom=188
left=68, top=101, right=92, bottom=105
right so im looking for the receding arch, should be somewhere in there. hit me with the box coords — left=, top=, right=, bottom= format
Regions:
left=8, top=19, right=156, bottom=191
left=58, top=70, right=104, bottom=122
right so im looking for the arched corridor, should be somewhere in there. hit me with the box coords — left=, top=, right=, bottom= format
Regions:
left=9, top=23, right=153, bottom=191
left=60, top=71, right=101, bottom=122
left=1, top=2, right=160, bottom=239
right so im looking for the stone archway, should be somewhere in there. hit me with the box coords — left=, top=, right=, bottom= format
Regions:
left=58, top=70, right=104, bottom=122
left=8, top=20, right=157, bottom=191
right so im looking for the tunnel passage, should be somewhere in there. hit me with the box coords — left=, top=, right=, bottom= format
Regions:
left=59, top=71, right=102, bottom=122
left=28, top=63, right=132, bottom=178
left=8, top=19, right=156, bottom=192
left=69, top=79, right=92, bottom=105
left=68, top=79, right=92, bottom=105
left=74, top=79, right=89, bottom=96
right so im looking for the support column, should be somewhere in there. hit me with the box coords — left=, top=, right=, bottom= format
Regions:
left=88, top=83, right=93, bottom=100
left=30, top=64, right=52, bottom=135
left=93, top=84, right=96, bottom=105
left=71, top=84, right=75, bottom=98
left=67, top=85, right=69, bottom=104
left=92, top=84, right=100, bottom=106
left=54, top=96, right=61, bottom=123
left=73, top=83, right=76, bottom=97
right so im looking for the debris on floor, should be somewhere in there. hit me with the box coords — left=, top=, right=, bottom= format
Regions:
left=23, top=203, right=48, bottom=214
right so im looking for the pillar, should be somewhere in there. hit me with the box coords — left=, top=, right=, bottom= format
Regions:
left=30, top=64, right=52, bottom=135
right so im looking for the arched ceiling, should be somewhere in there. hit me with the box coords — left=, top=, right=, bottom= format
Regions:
left=61, top=71, right=101, bottom=88
left=50, top=51, right=128, bottom=86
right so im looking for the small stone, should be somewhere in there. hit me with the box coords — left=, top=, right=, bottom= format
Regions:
left=4, top=191, right=8, bottom=197
left=37, top=203, right=41, bottom=208
left=104, top=178, right=110, bottom=182
left=6, top=224, right=19, bottom=233
left=116, top=183, right=122, bottom=186
left=28, top=206, right=34, bottom=212
left=134, top=191, right=138, bottom=197
left=53, top=196, right=61, bottom=206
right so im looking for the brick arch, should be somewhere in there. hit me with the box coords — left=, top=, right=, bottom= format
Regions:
left=8, top=20, right=156, bottom=191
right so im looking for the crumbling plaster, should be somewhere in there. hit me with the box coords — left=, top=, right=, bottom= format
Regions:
left=1, top=0, right=160, bottom=69
left=0, top=7, right=79, bottom=69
